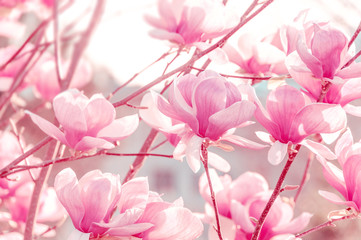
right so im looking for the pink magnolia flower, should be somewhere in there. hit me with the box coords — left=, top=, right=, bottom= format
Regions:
left=5, top=182, right=66, bottom=237
left=26, top=54, right=92, bottom=101
left=145, top=0, right=237, bottom=46
left=286, top=23, right=361, bottom=115
left=0, top=232, right=23, bottom=240
left=26, top=89, right=139, bottom=152
left=199, top=170, right=312, bottom=240
left=224, top=32, right=288, bottom=76
left=253, top=85, right=346, bottom=165
left=319, top=129, right=361, bottom=212
left=55, top=168, right=203, bottom=240
left=143, top=70, right=264, bottom=173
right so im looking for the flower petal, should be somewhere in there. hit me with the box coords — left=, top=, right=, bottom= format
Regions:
left=74, top=136, right=114, bottom=151
left=97, top=114, right=139, bottom=141
left=207, top=152, right=230, bottom=172
left=185, top=135, right=203, bottom=173
left=301, top=139, right=336, bottom=160
left=25, top=110, right=67, bottom=144
left=268, top=141, right=288, bottom=165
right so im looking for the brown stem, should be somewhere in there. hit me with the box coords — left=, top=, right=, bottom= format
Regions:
left=202, top=142, right=223, bottom=240
left=61, top=0, right=106, bottom=90
left=251, top=144, right=301, bottom=240
left=122, top=129, right=159, bottom=184
left=296, top=213, right=359, bottom=238
left=24, top=141, right=60, bottom=240
left=112, top=0, right=274, bottom=108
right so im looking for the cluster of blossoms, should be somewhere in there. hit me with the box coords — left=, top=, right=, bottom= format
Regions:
left=0, top=0, right=361, bottom=240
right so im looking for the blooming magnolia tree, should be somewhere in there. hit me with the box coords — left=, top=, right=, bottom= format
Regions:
left=0, top=0, right=361, bottom=240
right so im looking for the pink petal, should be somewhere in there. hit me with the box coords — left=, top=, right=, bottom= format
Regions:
left=207, top=152, right=230, bottom=172
left=296, top=34, right=323, bottom=78
left=96, top=209, right=152, bottom=236
left=97, top=114, right=139, bottom=141
left=66, top=230, right=90, bottom=240
left=268, top=141, right=288, bottom=165
left=193, top=77, right=227, bottom=137
left=319, top=190, right=358, bottom=210
left=74, top=136, right=114, bottom=151
left=185, top=135, right=203, bottom=173
left=230, top=200, right=254, bottom=232
left=206, top=101, right=255, bottom=140
left=343, top=104, right=361, bottom=117
left=148, top=29, right=185, bottom=44
left=273, top=212, right=312, bottom=233
left=54, top=168, right=84, bottom=230
left=339, top=77, right=361, bottom=106
left=343, top=155, right=361, bottom=202
left=143, top=207, right=203, bottom=240
left=290, top=103, right=346, bottom=142
left=222, top=135, right=267, bottom=149
left=335, top=129, right=353, bottom=166
left=208, top=215, right=236, bottom=240
left=337, top=62, right=361, bottom=79
left=118, top=177, right=149, bottom=212
left=230, top=172, right=269, bottom=204
left=25, top=110, right=67, bottom=144
left=321, top=161, right=347, bottom=199
left=84, top=94, right=115, bottom=136
left=266, top=85, right=306, bottom=142
left=301, top=139, right=336, bottom=160
left=139, top=92, right=173, bottom=130
left=311, top=24, right=347, bottom=78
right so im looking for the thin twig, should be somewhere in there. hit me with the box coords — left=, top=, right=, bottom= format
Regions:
left=296, top=213, right=359, bottom=238
left=294, top=151, right=313, bottom=202
left=251, top=144, right=301, bottom=240
left=201, top=142, right=223, bottom=240
left=348, top=21, right=361, bottom=49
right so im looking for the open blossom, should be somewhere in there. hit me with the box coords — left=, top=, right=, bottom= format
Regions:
left=141, top=70, right=264, bottom=173
left=199, top=170, right=312, bottom=239
left=55, top=168, right=203, bottom=240
left=26, top=89, right=139, bottom=152
left=253, top=85, right=346, bottom=165
left=319, top=129, right=361, bottom=212
left=286, top=23, right=361, bottom=116
left=145, top=0, right=237, bottom=46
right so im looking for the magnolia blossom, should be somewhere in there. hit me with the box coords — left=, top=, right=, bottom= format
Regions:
left=286, top=23, right=361, bottom=116
left=26, top=89, right=139, bottom=152
left=253, top=85, right=346, bottom=165
left=319, top=129, right=361, bottom=212
left=141, top=70, right=264, bottom=173
left=4, top=182, right=66, bottom=237
left=26, top=54, right=92, bottom=101
left=224, top=32, right=288, bottom=76
left=145, top=0, right=237, bottom=46
left=199, top=170, right=312, bottom=239
left=55, top=168, right=203, bottom=239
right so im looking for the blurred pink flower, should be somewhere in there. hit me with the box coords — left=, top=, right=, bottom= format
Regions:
left=224, top=32, right=288, bottom=76
left=253, top=85, right=346, bottom=165
left=55, top=168, right=203, bottom=240
left=5, top=182, right=66, bottom=237
left=286, top=23, right=361, bottom=116
left=0, top=232, right=23, bottom=240
left=144, top=70, right=264, bottom=172
left=145, top=0, right=237, bottom=46
left=26, top=89, right=139, bottom=152
left=319, top=129, right=361, bottom=212
left=199, top=170, right=312, bottom=240
left=26, top=54, right=92, bottom=101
